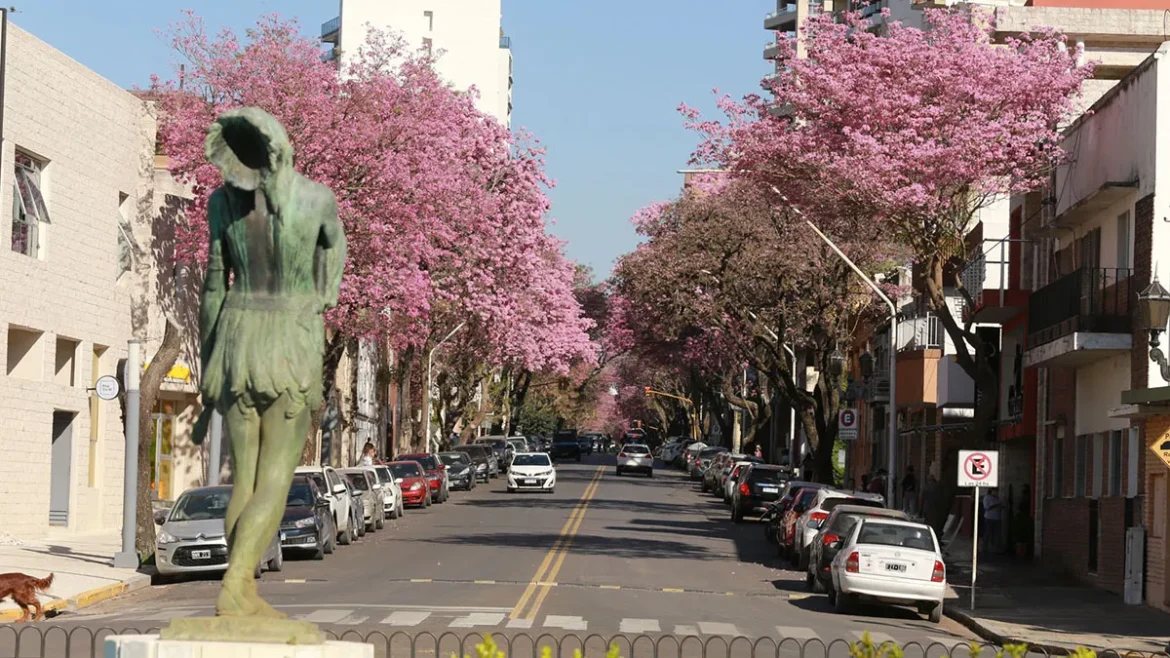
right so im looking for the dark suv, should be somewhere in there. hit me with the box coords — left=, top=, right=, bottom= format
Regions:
left=549, top=439, right=582, bottom=462
left=731, top=465, right=790, bottom=523
left=456, top=444, right=493, bottom=482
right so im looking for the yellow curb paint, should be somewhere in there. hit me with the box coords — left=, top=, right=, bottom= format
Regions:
left=0, top=579, right=137, bottom=622
left=787, top=593, right=811, bottom=600
left=283, top=579, right=307, bottom=584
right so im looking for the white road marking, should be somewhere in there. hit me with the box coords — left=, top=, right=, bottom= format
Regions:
left=620, top=619, right=661, bottom=634
left=297, top=609, right=354, bottom=624
left=337, top=615, right=369, bottom=626
left=775, top=626, right=820, bottom=640
left=674, top=625, right=699, bottom=636
left=852, top=631, right=896, bottom=645
left=698, top=622, right=741, bottom=636
left=506, top=619, right=534, bottom=629
left=380, top=611, right=432, bottom=626
left=544, top=615, right=587, bottom=631
left=450, top=612, right=506, bottom=628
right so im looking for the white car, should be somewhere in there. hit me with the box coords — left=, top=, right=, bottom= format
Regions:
left=370, top=464, right=405, bottom=519
left=507, top=452, right=556, bottom=493
left=829, top=517, right=946, bottom=623
left=723, top=460, right=757, bottom=502
left=793, top=489, right=885, bottom=570
left=295, top=465, right=358, bottom=545
left=616, top=443, right=653, bottom=477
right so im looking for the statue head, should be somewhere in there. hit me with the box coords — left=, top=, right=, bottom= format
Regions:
left=205, top=107, right=294, bottom=191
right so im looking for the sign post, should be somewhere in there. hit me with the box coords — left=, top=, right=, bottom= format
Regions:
left=957, top=449, right=999, bottom=612
left=838, top=408, right=859, bottom=441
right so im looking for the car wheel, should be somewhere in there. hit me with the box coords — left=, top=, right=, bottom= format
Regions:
left=269, top=546, right=284, bottom=572
left=797, top=551, right=808, bottom=570
left=325, top=530, right=336, bottom=555
left=338, top=518, right=352, bottom=545
left=389, top=501, right=400, bottom=519
left=826, top=585, right=837, bottom=606
left=647, top=470, right=653, bottom=478
left=731, top=506, right=743, bottom=523
left=508, top=487, right=516, bottom=493
left=375, top=508, right=385, bottom=529
left=928, top=601, right=943, bottom=624
left=805, top=571, right=815, bottom=591
left=313, top=543, right=326, bottom=560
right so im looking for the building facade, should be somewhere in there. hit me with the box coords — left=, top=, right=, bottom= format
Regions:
left=323, top=0, right=514, bottom=127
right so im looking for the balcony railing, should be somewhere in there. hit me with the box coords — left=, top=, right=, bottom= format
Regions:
left=1027, top=267, right=1133, bottom=348
left=897, top=314, right=943, bottom=352
left=959, top=237, right=1010, bottom=307
left=321, top=16, right=340, bottom=39
left=499, top=36, right=512, bottom=49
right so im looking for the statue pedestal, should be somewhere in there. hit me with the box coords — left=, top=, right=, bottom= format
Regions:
left=104, top=635, right=373, bottom=658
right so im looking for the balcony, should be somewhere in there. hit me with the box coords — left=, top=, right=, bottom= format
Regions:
left=1024, top=267, right=1133, bottom=368
left=321, top=16, right=340, bottom=44
left=765, top=4, right=798, bottom=30
left=499, top=36, right=512, bottom=49
left=1040, top=180, right=1137, bottom=235
left=897, top=314, right=943, bottom=352
left=959, top=237, right=1030, bottom=324
left=764, top=40, right=780, bottom=60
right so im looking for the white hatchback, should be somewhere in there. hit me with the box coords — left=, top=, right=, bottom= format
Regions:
left=616, top=443, right=653, bottom=477
left=507, top=452, right=557, bottom=493
left=829, top=517, right=946, bottom=623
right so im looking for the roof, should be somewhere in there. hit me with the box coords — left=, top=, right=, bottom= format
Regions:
left=830, top=505, right=906, bottom=518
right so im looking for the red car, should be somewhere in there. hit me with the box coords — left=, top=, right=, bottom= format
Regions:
left=394, top=453, right=450, bottom=503
left=387, top=461, right=432, bottom=508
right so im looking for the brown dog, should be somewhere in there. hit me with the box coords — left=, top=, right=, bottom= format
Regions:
left=0, top=572, right=54, bottom=622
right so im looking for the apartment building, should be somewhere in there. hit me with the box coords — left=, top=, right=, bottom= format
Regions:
left=322, top=0, right=514, bottom=127
left=0, top=23, right=157, bottom=537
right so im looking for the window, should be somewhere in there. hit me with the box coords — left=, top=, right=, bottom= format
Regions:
left=424, top=10, right=433, bottom=31
left=1117, top=210, right=1132, bottom=274
left=1128, top=427, right=1140, bottom=497
left=1074, top=434, right=1088, bottom=497
left=1108, top=430, right=1123, bottom=497
left=6, top=325, right=44, bottom=381
left=422, top=37, right=432, bottom=55
left=11, top=151, right=50, bottom=257
left=54, top=337, right=78, bottom=387
left=1051, top=437, right=1064, bottom=498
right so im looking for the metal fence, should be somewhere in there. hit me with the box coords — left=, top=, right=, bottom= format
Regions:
left=2, top=627, right=1167, bottom=658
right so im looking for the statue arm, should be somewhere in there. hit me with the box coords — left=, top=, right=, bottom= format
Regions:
left=318, top=192, right=346, bottom=311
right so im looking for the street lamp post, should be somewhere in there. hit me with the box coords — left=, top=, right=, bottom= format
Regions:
left=425, top=321, right=466, bottom=453
left=113, top=340, right=142, bottom=569
left=1139, top=277, right=1170, bottom=383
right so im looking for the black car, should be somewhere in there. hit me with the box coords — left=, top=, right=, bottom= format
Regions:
left=731, top=465, right=790, bottom=523
left=807, top=505, right=907, bottom=590
left=439, top=450, right=477, bottom=491
left=281, top=476, right=336, bottom=559
left=456, top=444, right=493, bottom=482
left=549, top=439, right=582, bottom=462
left=577, top=437, right=594, bottom=455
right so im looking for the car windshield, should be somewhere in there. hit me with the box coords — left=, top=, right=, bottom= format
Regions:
left=345, top=473, right=369, bottom=491
left=439, top=453, right=469, bottom=466
left=305, top=473, right=327, bottom=492
left=825, top=497, right=883, bottom=512
left=748, top=469, right=787, bottom=484
left=374, top=467, right=392, bottom=483
left=400, top=456, right=438, bottom=470
left=170, top=490, right=231, bottom=521
left=512, top=454, right=552, bottom=467
left=286, top=482, right=316, bottom=507
left=456, top=445, right=484, bottom=458
left=858, top=522, right=936, bottom=552
left=623, top=445, right=651, bottom=455
left=389, top=463, right=423, bottom=478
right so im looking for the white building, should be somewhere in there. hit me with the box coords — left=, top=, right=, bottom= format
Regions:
left=323, top=0, right=514, bottom=127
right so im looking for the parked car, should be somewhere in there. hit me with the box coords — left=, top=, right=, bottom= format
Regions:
left=339, top=468, right=385, bottom=532
left=474, top=436, right=511, bottom=471
left=342, top=478, right=366, bottom=539
left=723, top=459, right=762, bottom=503
left=370, top=464, right=406, bottom=518
left=439, top=450, right=477, bottom=491
left=280, top=475, right=336, bottom=560
left=577, top=435, right=595, bottom=455
left=507, top=436, right=529, bottom=458
left=779, top=486, right=826, bottom=556
left=702, top=452, right=740, bottom=492
left=394, top=453, right=450, bottom=503
left=769, top=481, right=826, bottom=548
left=829, top=517, right=946, bottom=623
left=295, top=465, right=357, bottom=546
left=691, top=446, right=728, bottom=480
left=616, top=443, right=653, bottom=477
left=807, top=505, right=909, bottom=592
left=457, top=444, right=494, bottom=482
left=731, top=464, right=790, bottom=523
left=387, top=460, right=432, bottom=508
left=549, top=437, right=582, bottom=462
left=682, top=442, right=707, bottom=472
left=507, top=452, right=557, bottom=493
left=792, top=489, right=886, bottom=570
left=155, top=485, right=282, bottom=579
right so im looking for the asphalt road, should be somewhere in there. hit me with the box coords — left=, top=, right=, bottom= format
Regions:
left=32, top=455, right=977, bottom=648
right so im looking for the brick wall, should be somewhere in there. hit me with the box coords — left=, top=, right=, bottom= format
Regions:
left=1146, top=414, right=1169, bottom=610
left=0, top=24, right=155, bottom=538
left=1042, top=497, right=1089, bottom=579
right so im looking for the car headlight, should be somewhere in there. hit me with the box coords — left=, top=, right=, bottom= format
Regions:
left=294, top=517, right=316, bottom=529
left=410, top=482, right=423, bottom=491
left=477, top=463, right=487, bottom=471
left=157, top=531, right=178, bottom=545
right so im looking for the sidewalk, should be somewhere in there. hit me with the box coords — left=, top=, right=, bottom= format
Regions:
left=943, top=538, right=1170, bottom=653
left=0, top=529, right=149, bottom=622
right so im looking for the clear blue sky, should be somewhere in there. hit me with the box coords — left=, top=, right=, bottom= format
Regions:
left=17, top=1, right=770, bottom=276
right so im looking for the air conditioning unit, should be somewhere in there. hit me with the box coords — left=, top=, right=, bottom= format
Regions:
left=1124, top=526, right=1145, bottom=605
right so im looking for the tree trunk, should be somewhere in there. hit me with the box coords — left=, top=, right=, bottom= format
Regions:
left=302, top=333, right=347, bottom=466
left=394, top=349, right=414, bottom=456
left=134, top=318, right=183, bottom=559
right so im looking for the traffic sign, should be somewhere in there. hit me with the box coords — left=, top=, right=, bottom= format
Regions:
left=838, top=408, right=859, bottom=441
left=958, top=449, right=999, bottom=488
left=1150, top=429, right=1170, bottom=470
left=94, top=375, right=121, bottom=401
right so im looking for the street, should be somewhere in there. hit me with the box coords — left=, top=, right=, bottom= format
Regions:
left=38, top=456, right=976, bottom=647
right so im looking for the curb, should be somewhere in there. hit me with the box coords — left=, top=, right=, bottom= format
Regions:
left=0, top=573, right=150, bottom=623
left=944, top=605, right=1075, bottom=656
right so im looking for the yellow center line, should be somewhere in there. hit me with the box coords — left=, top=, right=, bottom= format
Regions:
left=510, top=466, right=604, bottom=619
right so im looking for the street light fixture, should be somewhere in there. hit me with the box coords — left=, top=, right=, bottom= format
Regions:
left=1139, top=277, right=1170, bottom=383
left=859, top=352, right=874, bottom=379
left=829, top=349, right=845, bottom=377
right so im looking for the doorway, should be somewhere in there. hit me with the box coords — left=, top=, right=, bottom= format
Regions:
left=50, top=411, right=75, bottom=526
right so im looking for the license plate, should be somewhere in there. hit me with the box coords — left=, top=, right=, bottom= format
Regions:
left=761, top=486, right=778, bottom=493
left=191, top=549, right=211, bottom=560
left=524, top=479, right=537, bottom=485
left=280, top=532, right=287, bottom=541
left=885, top=562, right=907, bottom=573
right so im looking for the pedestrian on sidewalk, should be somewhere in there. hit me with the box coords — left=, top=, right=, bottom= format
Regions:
left=902, top=465, right=919, bottom=517
left=921, top=471, right=938, bottom=522
left=360, top=442, right=376, bottom=466
left=754, top=444, right=764, bottom=460
left=982, top=487, right=1003, bottom=552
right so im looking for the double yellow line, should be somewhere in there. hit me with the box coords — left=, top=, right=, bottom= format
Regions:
left=510, top=466, right=605, bottom=621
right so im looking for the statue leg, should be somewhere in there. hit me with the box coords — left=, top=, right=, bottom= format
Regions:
left=216, top=393, right=309, bottom=618
left=217, top=399, right=274, bottom=618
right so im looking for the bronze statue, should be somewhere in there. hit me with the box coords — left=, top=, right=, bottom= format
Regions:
left=176, top=107, right=345, bottom=641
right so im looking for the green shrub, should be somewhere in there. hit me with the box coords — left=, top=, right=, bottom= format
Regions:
left=457, top=636, right=622, bottom=658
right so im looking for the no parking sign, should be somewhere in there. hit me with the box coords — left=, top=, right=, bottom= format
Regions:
left=958, top=449, right=999, bottom=488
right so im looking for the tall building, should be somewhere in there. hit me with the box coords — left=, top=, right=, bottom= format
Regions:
left=322, top=0, right=514, bottom=127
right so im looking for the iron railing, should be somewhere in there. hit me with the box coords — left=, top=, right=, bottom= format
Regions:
left=1027, top=266, right=1133, bottom=348
left=896, top=314, right=943, bottom=352
left=500, top=36, right=512, bottom=49
left=4, top=627, right=1167, bottom=658
left=321, top=16, right=341, bottom=38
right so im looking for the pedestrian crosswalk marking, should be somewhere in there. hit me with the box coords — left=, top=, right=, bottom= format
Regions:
left=776, top=626, right=819, bottom=640
left=297, top=609, right=354, bottom=624
left=337, top=615, right=369, bottom=626
left=544, top=615, right=587, bottom=631
left=620, top=619, right=661, bottom=634
left=852, top=631, right=896, bottom=645
left=925, top=637, right=963, bottom=648
left=450, top=612, right=506, bottom=628
left=674, top=624, right=699, bottom=636
left=505, top=619, right=534, bottom=629
left=380, top=611, right=431, bottom=626
left=698, top=622, right=740, bottom=636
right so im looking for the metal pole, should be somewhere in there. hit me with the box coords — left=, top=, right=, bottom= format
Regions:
left=113, top=340, right=142, bottom=569
left=972, top=485, right=981, bottom=611
left=783, top=345, right=797, bottom=466
left=425, top=321, right=466, bottom=452
left=207, top=411, right=223, bottom=485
